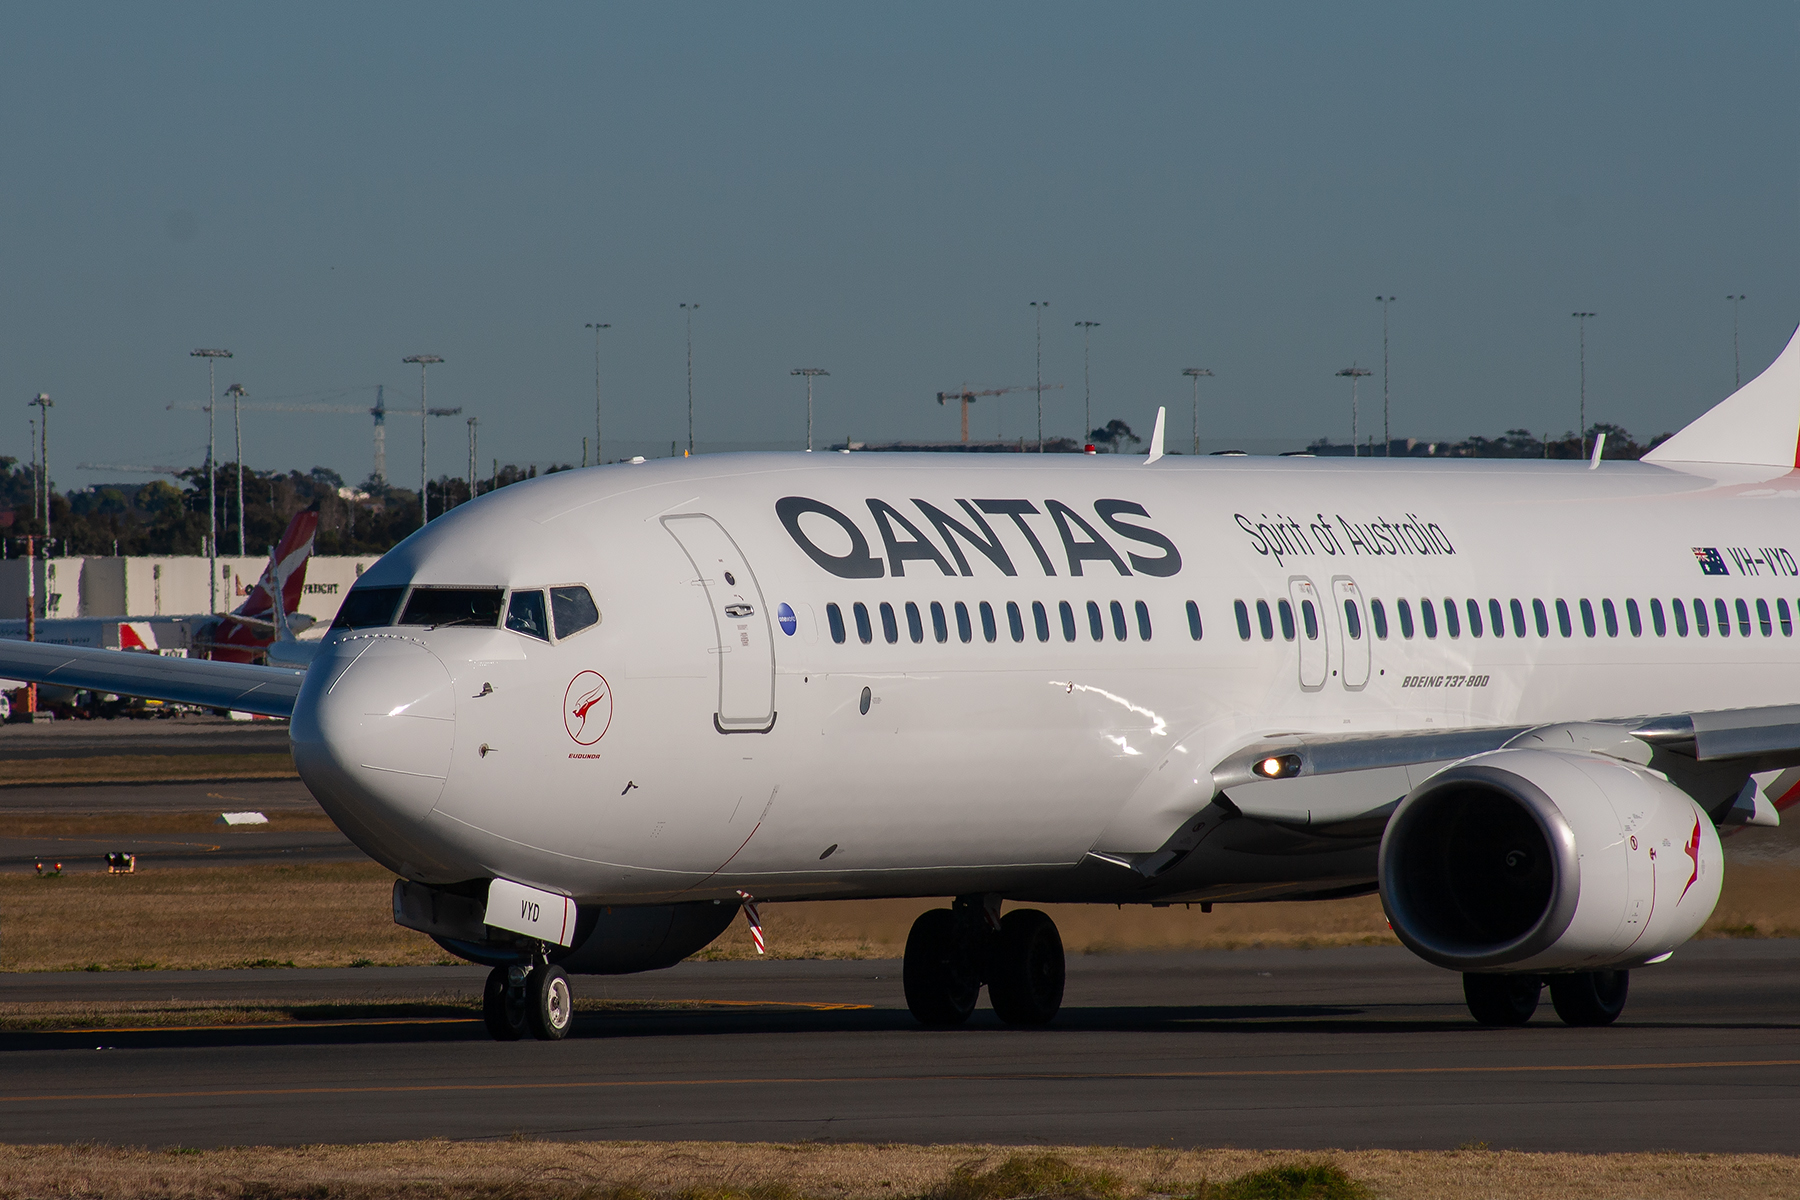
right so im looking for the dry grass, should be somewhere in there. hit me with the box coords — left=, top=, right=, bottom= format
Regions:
left=0, top=863, right=447, bottom=972
left=0, top=753, right=296, bottom=786
left=6, top=858, right=1800, bottom=974
left=0, top=810, right=337, bottom=836
left=0, top=1142, right=1797, bottom=1200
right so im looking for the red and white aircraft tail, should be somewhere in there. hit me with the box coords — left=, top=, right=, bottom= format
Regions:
left=205, top=507, right=320, bottom=664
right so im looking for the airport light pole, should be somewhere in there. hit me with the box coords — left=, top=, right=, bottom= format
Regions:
left=1336, top=367, right=1372, bottom=456
left=1030, top=301, right=1049, bottom=451
left=1727, top=295, right=1746, bottom=390
left=792, top=368, right=828, bottom=452
left=681, top=303, right=698, bottom=456
left=28, top=394, right=51, bottom=543
left=467, top=416, right=478, bottom=502
left=1076, top=321, right=1100, bottom=440
left=1374, top=297, right=1396, bottom=456
left=404, top=355, right=445, bottom=526
left=1181, top=368, right=1211, bottom=456
left=1572, top=313, right=1596, bottom=457
left=585, top=322, right=610, bottom=464
left=225, top=383, right=247, bottom=556
left=191, top=348, right=232, bottom=610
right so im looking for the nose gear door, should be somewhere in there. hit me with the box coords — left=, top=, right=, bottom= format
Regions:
left=662, top=514, right=777, bottom=732
left=1333, top=577, right=1371, bottom=690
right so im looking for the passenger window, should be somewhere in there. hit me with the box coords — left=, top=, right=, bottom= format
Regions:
left=399, top=586, right=504, bottom=629
left=880, top=601, right=899, bottom=644
left=1758, top=598, right=1772, bottom=637
left=1488, top=599, right=1504, bottom=638
left=1601, top=599, right=1618, bottom=638
left=931, top=601, right=949, bottom=644
left=1715, top=598, right=1732, bottom=638
left=1059, top=600, right=1077, bottom=642
left=1650, top=598, right=1666, bottom=637
left=1555, top=599, right=1572, bottom=638
left=1343, top=599, right=1362, bottom=639
left=505, top=590, right=550, bottom=641
left=1398, top=598, right=1415, bottom=638
left=1510, top=599, right=1526, bottom=638
left=1443, top=598, right=1460, bottom=638
left=332, top=584, right=405, bottom=630
left=1256, top=599, right=1275, bottom=641
left=1088, top=600, right=1106, bottom=641
left=955, top=601, right=973, bottom=644
left=1371, top=599, right=1388, bottom=639
left=551, top=586, right=600, bottom=639
left=980, top=601, right=998, bottom=643
left=1186, top=600, right=1203, bottom=641
left=905, top=601, right=925, bottom=644
left=1626, top=598, right=1642, bottom=637
left=1234, top=600, right=1252, bottom=641
left=1421, top=598, right=1438, bottom=639
left=1533, top=599, right=1549, bottom=638
left=1672, top=598, right=1689, bottom=637
left=1781, top=598, right=1793, bottom=636
left=1006, top=601, right=1025, bottom=642
left=854, top=601, right=873, bottom=644
left=1032, top=600, right=1051, bottom=642
left=1739, top=598, right=1754, bottom=637
left=1693, top=598, right=1710, bottom=637
left=827, top=602, right=847, bottom=644
left=1578, top=599, right=1596, bottom=637
left=1465, top=598, right=1482, bottom=638
left=1278, top=599, right=1296, bottom=641
left=1110, top=600, right=1128, bottom=641
left=1136, top=600, right=1152, bottom=640
left=1301, top=598, right=1320, bottom=640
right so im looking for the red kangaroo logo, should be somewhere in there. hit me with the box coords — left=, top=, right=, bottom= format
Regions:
left=563, top=672, right=613, bottom=745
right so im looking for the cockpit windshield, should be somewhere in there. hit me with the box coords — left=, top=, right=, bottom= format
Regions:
left=551, top=586, right=600, bottom=639
left=398, top=587, right=504, bottom=629
left=331, top=585, right=405, bottom=631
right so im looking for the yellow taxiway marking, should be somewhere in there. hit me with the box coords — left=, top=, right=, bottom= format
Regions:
left=4, top=1058, right=1800, bottom=1104
left=22, top=999, right=871, bottom=1035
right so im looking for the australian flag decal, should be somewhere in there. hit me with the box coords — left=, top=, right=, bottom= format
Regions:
left=1694, top=547, right=1730, bottom=576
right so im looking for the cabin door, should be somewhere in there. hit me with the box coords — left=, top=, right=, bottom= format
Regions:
left=661, top=514, right=777, bottom=732
left=1333, top=577, right=1371, bottom=690
left=1288, top=577, right=1329, bottom=691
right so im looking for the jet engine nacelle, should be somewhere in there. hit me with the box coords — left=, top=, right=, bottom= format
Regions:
left=1378, top=748, right=1722, bottom=973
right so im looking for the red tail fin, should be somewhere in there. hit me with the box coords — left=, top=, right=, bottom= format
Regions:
left=234, top=507, right=319, bottom=623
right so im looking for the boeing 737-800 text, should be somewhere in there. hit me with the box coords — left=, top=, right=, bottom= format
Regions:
left=10, top=329, right=1800, bottom=1040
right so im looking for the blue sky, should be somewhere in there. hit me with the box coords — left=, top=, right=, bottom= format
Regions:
left=1, top=3, right=1794, bottom=486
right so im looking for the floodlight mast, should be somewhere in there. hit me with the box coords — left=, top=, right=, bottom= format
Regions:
left=225, top=383, right=248, bottom=555
left=1076, top=322, right=1100, bottom=439
left=27, top=394, right=51, bottom=544
left=1572, top=313, right=1596, bottom=457
left=1030, top=302, right=1048, bottom=451
left=1181, top=368, right=1211, bottom=456
left=191, top=348, right=232, bottom=611
left=792, top=368, right=828, bottom=452
left=1375, top=297, right=1396, bottom=456
left=681, top=304, right=698, bottom=456
left=403, top=355, right=447, bottom=527
left=585, top=322, right=610, bottom=463
left=1336, top=366, right=1372, bottom=455
left=1727, top=295, right=1746, bottom=390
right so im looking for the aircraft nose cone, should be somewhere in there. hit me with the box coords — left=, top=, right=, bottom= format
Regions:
left=292, top=635, right=457, bottom=829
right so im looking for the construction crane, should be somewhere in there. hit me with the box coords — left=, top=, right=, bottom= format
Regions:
left=168, top=384, right=402, bottom=483
left=936, top=383, right=1064, bottom=444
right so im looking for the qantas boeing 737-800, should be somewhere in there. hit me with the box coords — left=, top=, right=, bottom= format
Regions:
left=10, top=328, right=1800, bottom=1041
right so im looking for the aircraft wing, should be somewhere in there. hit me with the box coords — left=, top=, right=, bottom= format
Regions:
left=0, top=639, right=304, bottom=718
left=1210, top=707, right=1800, bottom=830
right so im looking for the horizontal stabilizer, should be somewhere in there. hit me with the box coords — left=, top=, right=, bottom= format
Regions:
left=0, top=640, right=303, bottom=718
left=1644, top=324, right=1800, bottom=468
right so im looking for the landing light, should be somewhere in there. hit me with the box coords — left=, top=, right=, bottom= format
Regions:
left=1254, top=754, right=1302, bottom=780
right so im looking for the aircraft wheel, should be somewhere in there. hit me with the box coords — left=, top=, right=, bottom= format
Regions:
left=903, top=908, right=980, bottom=1026
left=1549, top=970, right=1629, bottom=1027
left=482, top=965, right=527, bottom=1041
left=987, top=908, right=1065, bottom=1026
left=527, top=964, right=574, bottom=1040
left=1462, top=972, right=1541, bottom=1026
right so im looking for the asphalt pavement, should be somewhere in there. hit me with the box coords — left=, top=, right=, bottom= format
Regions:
left=3, top=941, right=1798, bottom=1151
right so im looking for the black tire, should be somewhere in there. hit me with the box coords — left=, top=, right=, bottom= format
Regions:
left=903, top=908, right=979, bottom=1026
left=987, top=908, right=1065, bottom=1026
left=527, top=964, right=574, bottom=1040
left=1463, top=972, right=1541, bottom=1026
left=1549, top=970, right=1629, bottom=1027
left=482, top=966, right=525, bottom=1041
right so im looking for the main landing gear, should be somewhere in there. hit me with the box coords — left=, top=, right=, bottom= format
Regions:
left=902, top=897, right=1066, bottom=1027
left=1462, top=969, right=1629, bottom=1028
left=483, top=959, right=574, bottom=1041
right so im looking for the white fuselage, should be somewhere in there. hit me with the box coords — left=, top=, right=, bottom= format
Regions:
left=288, top=452, right=1800, bottom=907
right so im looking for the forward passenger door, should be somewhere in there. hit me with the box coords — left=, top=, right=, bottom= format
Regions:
left=661, top=514, right=777, bottom=733
left=1288, top=577, right=1328, bottom=691
left=1333, top=577, right=1370, bottom=690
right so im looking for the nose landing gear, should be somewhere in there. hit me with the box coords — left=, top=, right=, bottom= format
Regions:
left=902, top=897, right=1065, bottom=1027
left=483, top=957, right=574, bottom=1041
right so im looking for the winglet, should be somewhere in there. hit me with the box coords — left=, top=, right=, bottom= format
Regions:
left=1145, top=406, right=1166, bottom=465
left=1644, top=323, right=1800, bottom=468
